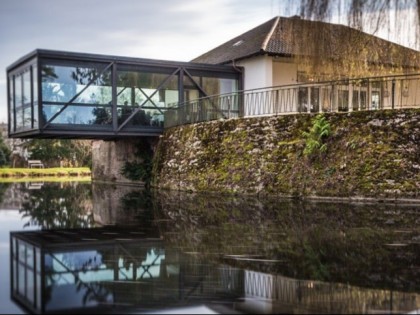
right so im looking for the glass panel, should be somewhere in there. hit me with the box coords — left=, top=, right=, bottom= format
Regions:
left=220, top=78, right=238, bottom=95
left=27, top=269, right=35, bottom=303
left=23, top=107, right=32, bottom=129
left=26, top=245, right=34, bottom=268
left=201, top=77, right=238, bottom=96
left=42, top=104, right=64, bottom=122
left=184, top=75, right=200, bottom=104
left=18, top=240, right=26, bottom=264
left=8, top=76, right=14, bottom=132
left=33, top=65, right=39, bottom=128
left=15, top=74, right=23, bottom=129
left=18, top=263, right=25, bottom=296
left=36, top=248, right=41, bottom=273
left=21, top=70, right=32, bottom=130
left=43, top=105, right=112, bottom=125
left=188, top=76, right=238, bottom=97
left=117, top=70, right=177, bottom=109
left=23, top=70, right=31, bottom=106
left=201, top=77, right=219, bottom=96
left=36, top=274, right=41, bottom=309
left=118, top=107, right=163, bottom=127
left=161, top=89, right=179, bottom=107
left=41, top=64, right=112, bottom=104
left=13, top=256, right=17, bottom=293
left=12, top=238, right=17, bottom=293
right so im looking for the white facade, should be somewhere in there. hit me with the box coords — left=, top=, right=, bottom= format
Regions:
left=237, top=55, right=274, bottom=90
left=237, top=55, right=298, bottom=90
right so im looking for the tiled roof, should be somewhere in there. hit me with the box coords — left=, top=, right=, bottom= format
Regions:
left=192, top=16, right=420, bottom=68
left=191, top=17, right=278, bottom=65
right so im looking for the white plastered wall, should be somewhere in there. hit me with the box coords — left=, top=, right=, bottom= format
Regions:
left=237, top=55, right=273, bottom=90
left=236, top=55, right=298, bottom=90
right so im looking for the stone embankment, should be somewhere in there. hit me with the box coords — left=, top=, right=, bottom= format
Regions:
left=152, top=109, right=420, bottom=201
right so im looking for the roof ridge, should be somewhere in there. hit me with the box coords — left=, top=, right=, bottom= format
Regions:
left=261, top=16, right=280, bottom=52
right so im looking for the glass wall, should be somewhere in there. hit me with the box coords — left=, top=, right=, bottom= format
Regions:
left=7, top=50, right=241, bottom=138
left=41, top=61, right=113, bottom=126
left=8, top=58, right=38, bottom=133
left=116, top=68, right=179, bottom=128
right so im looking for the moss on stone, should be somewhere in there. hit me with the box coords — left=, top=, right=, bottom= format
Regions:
left=153, top=109, right=420, bottom=200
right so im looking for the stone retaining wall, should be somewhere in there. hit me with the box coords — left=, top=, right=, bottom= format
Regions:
left=152, top=109, right=420, bottom=200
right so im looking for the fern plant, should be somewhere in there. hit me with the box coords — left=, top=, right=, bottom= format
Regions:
left=302, top=114, right=331, bottom=157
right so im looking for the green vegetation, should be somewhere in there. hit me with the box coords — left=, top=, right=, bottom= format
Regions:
left=153, top=109, right=420, bottom=199
left=121, top=139, right=153, bottom=186
left=26, top=139, right=92, bottom=168
left=19, top=182, right=94, bottom=229
left=302, top=114, right=331, bottom=157
left=0, top=133, right=11, bottom=167
left=0, top=167, right=91, bottom=178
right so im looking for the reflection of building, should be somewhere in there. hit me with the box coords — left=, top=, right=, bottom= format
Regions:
left=11, top=225, right=420, bottom=314
left=10, top=226, right=244, bottom=314
left=233, top=270, right=420, bottom=314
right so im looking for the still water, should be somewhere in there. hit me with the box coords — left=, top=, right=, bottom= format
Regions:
left=0, top=181, right=419, bottom=314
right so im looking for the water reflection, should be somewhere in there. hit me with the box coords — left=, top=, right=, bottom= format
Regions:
left=19, top=182, right=94, bottom=229
left=4, top=182, right=420, bottom=314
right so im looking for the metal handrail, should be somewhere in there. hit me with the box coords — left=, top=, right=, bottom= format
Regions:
left=164, top=73, right=420, bottom=128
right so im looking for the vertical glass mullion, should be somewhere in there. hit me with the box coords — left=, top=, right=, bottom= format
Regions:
left=112, top=63, right=117, bottom=132
left=33, top=63, right=39, bottom=129
left=8, top=75, right=15, bottom=133
left=30, top=66, right=34, bottom=129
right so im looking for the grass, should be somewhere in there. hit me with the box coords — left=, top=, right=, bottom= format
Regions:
left=0, top=176, right=92, bottom=183
left=0, top=167, right=91, bottom=178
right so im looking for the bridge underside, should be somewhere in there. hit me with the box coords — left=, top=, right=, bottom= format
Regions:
left=7, top=50, right=241, bottom=139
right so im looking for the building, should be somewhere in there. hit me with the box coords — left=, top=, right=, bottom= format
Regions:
left=193, top=16, right=420, bottom=89
left=7, top=16, right=420, bottom=137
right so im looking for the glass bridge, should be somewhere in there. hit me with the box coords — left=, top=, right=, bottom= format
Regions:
left=7, top=50, right=242, bottom=139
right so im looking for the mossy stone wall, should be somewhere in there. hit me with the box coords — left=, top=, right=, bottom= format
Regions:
left=152, top=109, right=420, bottom=200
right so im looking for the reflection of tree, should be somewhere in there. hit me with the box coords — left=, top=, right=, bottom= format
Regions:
left=19, top=182, right=94, bottom=229
left=120, top=190, right=155, bottom=228
left=42, top=64, right=111, bottom=106
left=153, top=191, right=420, bottom=291
left=90, top=107, right=112, bottom=125
left=118, top=106, right=151, bottom=126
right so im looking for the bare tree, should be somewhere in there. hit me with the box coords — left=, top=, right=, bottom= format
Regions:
left=283, top=0, right=420, bottom=80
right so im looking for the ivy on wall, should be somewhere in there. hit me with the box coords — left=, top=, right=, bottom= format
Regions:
left=120, top=139, right=153, bottom=187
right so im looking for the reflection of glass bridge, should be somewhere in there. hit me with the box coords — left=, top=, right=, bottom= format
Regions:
left=7, top=50, right=241, bottom=139
left=10, top=226, right=244, bottom=314
left=10, top=226, right=420, bottom=314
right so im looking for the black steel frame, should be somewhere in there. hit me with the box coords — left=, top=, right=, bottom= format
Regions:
left=7, top=50, right=243, bottom=139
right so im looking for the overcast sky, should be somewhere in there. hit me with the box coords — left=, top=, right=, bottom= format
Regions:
left=0, top=0, right=301, bottom=123
left=1, top=0, right=417, bottom=125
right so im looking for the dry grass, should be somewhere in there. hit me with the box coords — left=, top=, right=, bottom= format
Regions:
left=0, top=167, right=91, bottom=178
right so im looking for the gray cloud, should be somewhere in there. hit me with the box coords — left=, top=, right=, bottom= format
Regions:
left=0, top=0, right=280, bottom=123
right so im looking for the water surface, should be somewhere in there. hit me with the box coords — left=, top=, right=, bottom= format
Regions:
left=1, top=181, right=419, bottom=314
